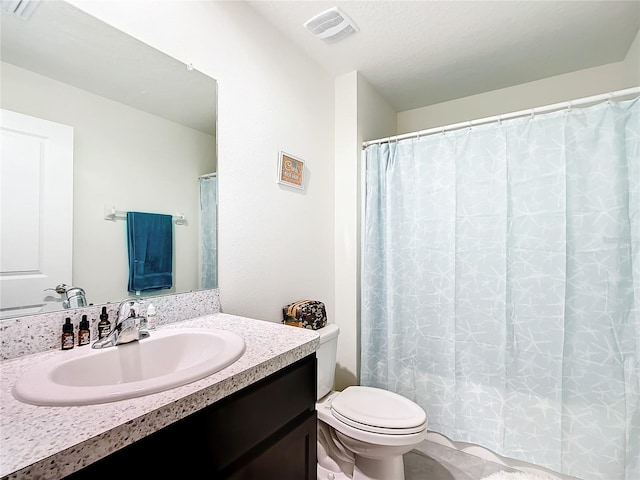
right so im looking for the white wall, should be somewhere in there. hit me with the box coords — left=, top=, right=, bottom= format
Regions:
left=67, top=0, right=336, bottom=323
left=1, top=61, right=214, bottom=305
left=334, top=72, right=396, bottom=388
left=334, top=72, right=359, bottom=389
left=398, top=30, right=640, bottom=133
left=358, top=75, right=398, bottom=142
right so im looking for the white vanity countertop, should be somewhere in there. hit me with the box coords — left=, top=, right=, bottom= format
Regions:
left=0, top=313, right=319, bottom=479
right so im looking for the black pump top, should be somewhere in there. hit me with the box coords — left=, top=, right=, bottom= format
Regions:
left=79, top=315, right=89, bottom=330
left=100, top=306, right=108, bottom=321
left=63, top=317, right=73, bottom=333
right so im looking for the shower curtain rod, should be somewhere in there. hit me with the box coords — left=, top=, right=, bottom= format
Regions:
left=363, top=86, right=640, bottom=148
left=199, top=172, right=217, bottom=179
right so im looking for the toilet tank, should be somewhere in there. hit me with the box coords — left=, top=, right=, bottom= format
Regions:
left=316, top=323, right=340, bottom=400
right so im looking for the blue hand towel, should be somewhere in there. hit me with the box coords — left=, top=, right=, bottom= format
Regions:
left=127, top=211, right=173, bottom=292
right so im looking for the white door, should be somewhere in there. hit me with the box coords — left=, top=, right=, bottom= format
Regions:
left=0, top=109, right=74, bottom=317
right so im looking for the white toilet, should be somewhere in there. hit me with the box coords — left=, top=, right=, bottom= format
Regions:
left=315, top=323, right=427, bottom=480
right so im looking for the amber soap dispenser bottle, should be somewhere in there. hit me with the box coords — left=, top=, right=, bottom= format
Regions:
left=61, top=317, right=74, bottom=350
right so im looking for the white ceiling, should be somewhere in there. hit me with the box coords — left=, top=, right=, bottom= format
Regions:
left=247, top=0, right=640, bottom=112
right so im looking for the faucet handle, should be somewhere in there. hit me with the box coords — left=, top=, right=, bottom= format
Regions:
left=117, top=298, right=146, bottom=321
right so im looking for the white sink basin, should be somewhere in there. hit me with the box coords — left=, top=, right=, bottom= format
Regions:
left=12, top=328, right=246, bottom=406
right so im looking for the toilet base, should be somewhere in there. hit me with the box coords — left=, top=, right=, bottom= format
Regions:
left=353, top=454, right=405, bottom=480
left=317, top=463, right=351, bottom=480
left=317, top=424, right=410, bottom=480
left=316, top=454, right=406, bottom=480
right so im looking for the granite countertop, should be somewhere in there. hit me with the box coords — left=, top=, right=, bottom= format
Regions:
left=0, top=313, right=319, bottom=479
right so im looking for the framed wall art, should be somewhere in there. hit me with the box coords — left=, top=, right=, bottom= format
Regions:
left=277, top=151, right=304, bottom=189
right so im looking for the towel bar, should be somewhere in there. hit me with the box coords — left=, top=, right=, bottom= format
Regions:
left=103, top=205, right=186, bottom=225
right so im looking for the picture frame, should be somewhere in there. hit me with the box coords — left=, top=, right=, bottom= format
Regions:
left=277, top=151, right=305, bottom=189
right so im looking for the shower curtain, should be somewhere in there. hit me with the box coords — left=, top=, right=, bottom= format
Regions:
left=199, top=175, right=217, bottom=289
left=361, top=98, right=639, bottom=480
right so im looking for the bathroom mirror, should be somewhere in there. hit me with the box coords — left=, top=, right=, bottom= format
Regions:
left=0, top=1, right=217, bottom=319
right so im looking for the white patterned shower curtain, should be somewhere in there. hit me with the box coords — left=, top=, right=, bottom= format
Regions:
left=199, top=175, right=217, bottom=289
left=361, top=98, right=639, bottom=480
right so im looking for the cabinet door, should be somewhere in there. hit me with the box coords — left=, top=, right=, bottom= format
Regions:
left=229, top=412, right=317, bottom=480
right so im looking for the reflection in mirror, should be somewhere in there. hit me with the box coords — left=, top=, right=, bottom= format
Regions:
left=0, top=1, right=217, bottom=319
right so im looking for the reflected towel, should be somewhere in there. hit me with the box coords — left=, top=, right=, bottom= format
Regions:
left=127, top=211, right=173, bottom=292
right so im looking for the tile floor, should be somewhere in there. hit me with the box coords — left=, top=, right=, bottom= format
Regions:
left=405, top=440, right=518, bottom=480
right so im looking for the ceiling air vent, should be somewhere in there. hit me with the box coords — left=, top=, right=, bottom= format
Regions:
left=1, top=0, right=39, bottom=19
left=304, top=7, right=359, bottom=44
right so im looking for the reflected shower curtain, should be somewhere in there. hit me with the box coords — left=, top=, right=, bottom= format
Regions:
left=199, top=175, right=217, bottom=289
left=361, top=98, right=639, bottom=480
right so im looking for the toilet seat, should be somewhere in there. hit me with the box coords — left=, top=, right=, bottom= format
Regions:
left=318, top=404, right=427, bottom=448
left=330, top=386, right=427, bottom=435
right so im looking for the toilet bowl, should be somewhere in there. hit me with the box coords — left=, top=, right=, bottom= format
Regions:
left=315, top=324, right=427, bottom=480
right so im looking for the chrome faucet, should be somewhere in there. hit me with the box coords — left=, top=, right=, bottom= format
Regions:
left=45, top=284, right=87, bottom=309
left=92, top=299, right=149, bottom=349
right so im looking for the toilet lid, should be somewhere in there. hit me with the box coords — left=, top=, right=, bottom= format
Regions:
left=330, top=386, right=427, bottom=434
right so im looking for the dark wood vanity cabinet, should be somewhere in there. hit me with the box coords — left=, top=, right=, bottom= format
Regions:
left=67, top=355, right=317, bottom=480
